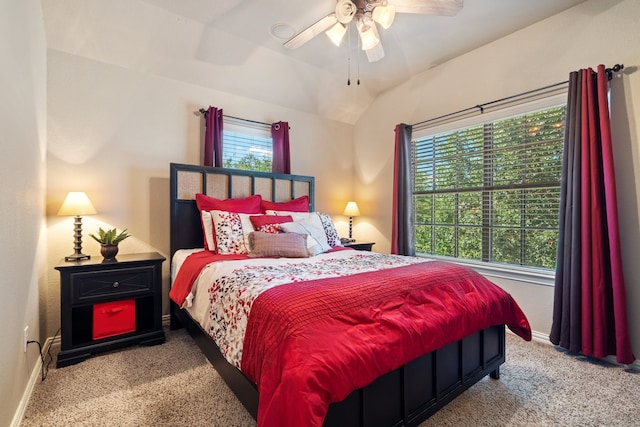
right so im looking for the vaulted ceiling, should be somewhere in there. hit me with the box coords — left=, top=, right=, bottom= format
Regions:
left=43, top=0, right=586, bottom=124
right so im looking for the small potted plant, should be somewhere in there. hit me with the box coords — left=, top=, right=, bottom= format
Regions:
left=90, top=227, right=130, bottom=260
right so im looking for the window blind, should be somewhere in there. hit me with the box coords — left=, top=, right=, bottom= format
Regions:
left=412, top=104, right=565, bottom=269
left=223, top=117, right=272, bottom=172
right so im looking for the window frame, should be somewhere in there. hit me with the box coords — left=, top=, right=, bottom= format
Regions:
left=411, top=94, right=566, bottom=286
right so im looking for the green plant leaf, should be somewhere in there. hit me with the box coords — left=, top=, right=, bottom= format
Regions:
left=89, top=227, right=130, bottom=245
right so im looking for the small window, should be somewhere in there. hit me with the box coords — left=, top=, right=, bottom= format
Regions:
left=412, top=102, right=566, bottom=271
left=223, top=117, right=272, bottom=172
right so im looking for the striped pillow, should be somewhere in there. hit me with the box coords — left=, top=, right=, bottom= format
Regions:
left=247, top=231, right=309, bottom=258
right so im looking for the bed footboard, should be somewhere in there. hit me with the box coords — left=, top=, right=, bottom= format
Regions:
left=324, top=325, right=505, bottom=427
left=173, top=302, right=505, bottom=427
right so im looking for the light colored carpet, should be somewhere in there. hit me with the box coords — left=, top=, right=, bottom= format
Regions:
left=21, top=328, right=640, bottom=426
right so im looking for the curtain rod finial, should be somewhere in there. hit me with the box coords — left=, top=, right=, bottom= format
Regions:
left=606, top=64, right=624, bottom=81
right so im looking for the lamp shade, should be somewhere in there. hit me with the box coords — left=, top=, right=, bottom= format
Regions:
left=326, top=22, right=347, bottom=46
left=57, top=192, right=97, bottom=216
left=359, top=24, right=379, bottom=50
left=372, top=4, right=395, bottom=29
left=343, top=201, right=361, bottom=217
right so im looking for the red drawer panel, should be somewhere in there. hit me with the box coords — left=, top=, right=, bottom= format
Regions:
left=93, top=299, right=136, bottom=340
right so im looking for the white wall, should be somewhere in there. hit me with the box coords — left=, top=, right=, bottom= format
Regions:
left=0, top=0, right=47, bottom=425
left=354, top=0, right=640, bottom=357
left=45, top=50, right=355, bottom=335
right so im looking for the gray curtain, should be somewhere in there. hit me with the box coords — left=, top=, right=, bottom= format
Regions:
left=391, top=123, right=415, bottom=256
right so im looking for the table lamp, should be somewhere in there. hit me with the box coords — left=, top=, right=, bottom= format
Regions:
left=58, top=191, right=97, bottom=262
left=343, top=201, right=360, bottom=241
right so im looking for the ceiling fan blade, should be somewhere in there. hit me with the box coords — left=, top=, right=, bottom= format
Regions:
left=365, top=42, right=385, bottom=63
left=392, top=0, right=463, bottom=16
left=283, top=14, right=338, bottom=49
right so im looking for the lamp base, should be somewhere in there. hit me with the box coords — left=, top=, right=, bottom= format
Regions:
left=65, top=253, right=91, bottom=262
left=66, top=215, right=90, bottom=262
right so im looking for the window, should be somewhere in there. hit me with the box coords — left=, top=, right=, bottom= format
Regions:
left=223, top=117, right=272, bottom=172
left=412, top=102, right=565, bottom=271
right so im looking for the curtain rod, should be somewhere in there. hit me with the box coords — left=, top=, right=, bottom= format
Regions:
left=198, top=108, right=272, bottom=127
left=198, top=109, right=290, bottom=129
left=411, top=63, right=624, bottom=129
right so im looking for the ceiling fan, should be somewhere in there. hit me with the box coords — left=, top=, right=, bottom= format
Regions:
left=283, top=0, right=464, bottom=63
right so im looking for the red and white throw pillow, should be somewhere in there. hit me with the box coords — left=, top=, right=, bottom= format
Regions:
left=249, top=215, right=293, bottom=234
left=210, top=210, right=256, bottom=255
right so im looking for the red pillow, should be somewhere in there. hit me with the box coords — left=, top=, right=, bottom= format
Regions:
left=249, top=215, right=294, bottom=229
left=195, top=194, right=262, bottom=250
left=261, top=195, right=309, bottom=213
left=196, top=193, right=262, bottom=213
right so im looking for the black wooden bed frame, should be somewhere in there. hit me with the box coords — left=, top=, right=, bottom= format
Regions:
left=169, top=162, right=505, bottom=427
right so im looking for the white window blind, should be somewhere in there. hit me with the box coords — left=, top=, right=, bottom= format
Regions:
left=223, top=117, right=272, bottom=172
left=412, top=101, right=566, bottom=270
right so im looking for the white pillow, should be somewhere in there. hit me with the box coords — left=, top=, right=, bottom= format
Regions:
left=201, top=210, right=215, bottom=250
left=266, top=210, right=342, bottom=247
left=280, top=219, right=331, bottom=256
left=266, top=210, right=311, bottom=221
left=210, top=210, right=259, bottom=254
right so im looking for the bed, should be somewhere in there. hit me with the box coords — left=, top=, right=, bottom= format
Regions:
left=168, top=162, right=531, bottom=427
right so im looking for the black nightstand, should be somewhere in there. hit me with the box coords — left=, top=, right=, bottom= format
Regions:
left=343, top=241, right=376, bottom=251
left=55, top=252, right=166, bottom=367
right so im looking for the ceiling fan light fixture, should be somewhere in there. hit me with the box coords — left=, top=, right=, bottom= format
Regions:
left=325, top=22, right=347, bottom=46
left=283, top=0, right=464, bottom=62
left=335, top=0, right=357, bottom=24
left=372, top=4, right=395, bottom=29
left=359, top=24, right=379, bottom=51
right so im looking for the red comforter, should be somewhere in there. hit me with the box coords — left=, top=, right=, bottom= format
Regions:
left=173, top=255, right=531, bottom=427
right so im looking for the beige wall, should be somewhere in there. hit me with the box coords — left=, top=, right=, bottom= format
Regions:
left=7, top=0, right=639, bottom=422
left=354, top=0, right=640, bottom=356
left=0, top=0, right=47, bottom=425
left=45, top=50, right=355, bottom=335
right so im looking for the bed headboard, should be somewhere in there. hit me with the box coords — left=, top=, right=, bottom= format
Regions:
left=169, top=162, right=315, bottom=259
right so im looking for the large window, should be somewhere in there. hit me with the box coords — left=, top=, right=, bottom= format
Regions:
left=412, top=103, right=565, bottom=270
left=223, top=117, right=272, bottom=172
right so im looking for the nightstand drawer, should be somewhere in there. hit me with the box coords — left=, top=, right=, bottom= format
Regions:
left=71, top=266, right=155, bottom=304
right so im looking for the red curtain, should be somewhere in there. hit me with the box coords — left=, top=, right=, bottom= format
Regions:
left=391, top=124, right=414, bottom=256
left=550, top=65, right=634, bottom=364
left=204, top=106, right=223, bottom=167
left=271, top=121, right=290, bottom=174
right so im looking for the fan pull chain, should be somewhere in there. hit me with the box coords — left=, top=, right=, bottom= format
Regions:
left=357, top=46, right=360, bottom=85
left=354, top=23, right=360, bottom=85
left=347, top=23, right=351, bottom=85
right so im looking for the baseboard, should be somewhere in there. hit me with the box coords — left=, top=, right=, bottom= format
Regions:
left=10, top=336, right=54, bottom=427
left=604, top=354, right=640, bottom=370
left=530, top=329, right=551, bottom=345
left=508, top=328, right=640, bottom=370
